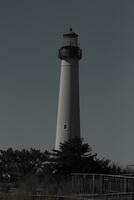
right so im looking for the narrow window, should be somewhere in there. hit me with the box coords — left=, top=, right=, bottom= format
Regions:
left=64, top=124, right=67, bottom=130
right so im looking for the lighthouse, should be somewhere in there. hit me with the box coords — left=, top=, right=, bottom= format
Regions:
left=55, top=29, right=82, bottom=149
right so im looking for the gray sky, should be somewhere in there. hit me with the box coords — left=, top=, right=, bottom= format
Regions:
left=0, top=0, right=134, bottom=166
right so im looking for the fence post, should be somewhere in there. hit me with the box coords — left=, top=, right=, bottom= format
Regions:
left=124, top=177, right=127, bottom=192
left=72, top=174, right=74, bottom=193
left=93, top=174, right=95, bottom=193
left=100, top=174, right=103, bottom=193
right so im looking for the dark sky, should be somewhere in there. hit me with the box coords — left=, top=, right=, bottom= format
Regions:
left=0, top=0, right=134, bottom=166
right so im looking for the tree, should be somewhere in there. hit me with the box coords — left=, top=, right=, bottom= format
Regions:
left=51, top=137, right=97, bottom=178
left=93, top=157, right=111, bottom=174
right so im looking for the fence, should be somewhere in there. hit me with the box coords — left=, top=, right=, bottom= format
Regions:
left=72, top=173, right=134, bottom=194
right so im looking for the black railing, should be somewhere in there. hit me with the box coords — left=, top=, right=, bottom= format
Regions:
left=58, top=46, right=82, bottom=60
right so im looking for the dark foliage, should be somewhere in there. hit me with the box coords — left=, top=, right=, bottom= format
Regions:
left=51, top=137, right=97, bottom=177
left=0, top=137, right=122, bottom=184
left=0, top=148, right=50, bottom=183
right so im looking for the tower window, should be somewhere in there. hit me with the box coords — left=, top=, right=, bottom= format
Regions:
left=64, top=124, right=68, bottom=130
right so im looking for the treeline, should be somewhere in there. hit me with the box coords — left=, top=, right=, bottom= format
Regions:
left=0, top=137, right=123, bottom=185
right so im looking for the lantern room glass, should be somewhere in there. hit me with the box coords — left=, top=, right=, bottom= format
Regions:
left=63, top=37, right=78, bottom=47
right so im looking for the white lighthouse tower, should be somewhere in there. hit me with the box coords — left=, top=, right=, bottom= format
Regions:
left=55, top=29, right=82, bottom=149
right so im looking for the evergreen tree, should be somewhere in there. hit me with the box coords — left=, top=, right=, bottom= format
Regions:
left=51, top=137, right=97, bottom=178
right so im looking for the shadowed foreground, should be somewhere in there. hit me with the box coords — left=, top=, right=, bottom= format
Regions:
left=1, top=193, right=134, bottom=200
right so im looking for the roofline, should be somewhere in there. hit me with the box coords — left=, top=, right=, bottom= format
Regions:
left=63, top=28, right=78, bottom=37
